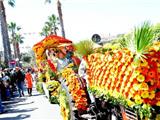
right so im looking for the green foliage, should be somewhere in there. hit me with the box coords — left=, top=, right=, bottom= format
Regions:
left=89, top=87, right=152, bottom=119
left=125, top=21, right=154, bottom=61
left=134, top=21, right=154, bottom=52
left=49, top=96, right=59, bottom=104
left=22, top=55, right=32, bottom=63
left=48, top=67, right=57, bottom=79
left=59, top=87, right=71, bottom=120
left=36, top=82, right=44, bottom=94
left=46, top=81, right=60, bottom=104
left=46, top=81, right=60, bottom=91
left=37, top=73, right=45, bottom=82
left=74, top=40, right=94, bottom=58
left=40, top=14, right=59, bottom=37
left=8, top=22, right=23, bottom=44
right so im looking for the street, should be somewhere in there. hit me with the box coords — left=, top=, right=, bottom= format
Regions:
left=0, top=87, right=63, bottom=120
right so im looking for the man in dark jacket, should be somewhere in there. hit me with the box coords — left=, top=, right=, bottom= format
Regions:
left=15, top=67, right=25, bottom=97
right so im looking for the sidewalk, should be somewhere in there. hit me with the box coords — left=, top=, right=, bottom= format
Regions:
left=0, top=87, right=63, bottom=120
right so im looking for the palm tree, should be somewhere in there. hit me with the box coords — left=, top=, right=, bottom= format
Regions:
left=40, top=26, right=50, bottom=37
left=0, top=0, right=15, bottom=66
left=45, top=0, right=65, bottom=38
left=8, top=22, right=24, bottom=60
left=40, top=14, right=59, bottom=37
left=14, top=34, right=24, bottom=60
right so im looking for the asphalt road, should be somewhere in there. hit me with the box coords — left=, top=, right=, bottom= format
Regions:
left=0, top=87, right=63, bottom=120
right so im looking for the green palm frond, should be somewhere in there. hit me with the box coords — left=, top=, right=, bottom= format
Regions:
left=134, top=21, right=154, bottom=53
left=74, top=40, right=94, bottom=58
left=127, top=21, right=154, bottom=60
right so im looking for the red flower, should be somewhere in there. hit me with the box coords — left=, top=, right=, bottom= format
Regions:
left=137, top=67, right=148, bottom=76
left=149, top=84, right=157, bottom=91
left=143, top=98, right=157, bottom=105
left=147, top=69, right=156, bottom=79
left=155, top=92, right=160, bottom=100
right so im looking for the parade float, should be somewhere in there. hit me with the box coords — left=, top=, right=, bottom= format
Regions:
left=33, top=35, right=90, bottom=120
left=33, top=21, right=160, bottom=120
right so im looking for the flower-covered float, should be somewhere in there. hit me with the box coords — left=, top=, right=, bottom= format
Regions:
left=86, top=22, right=160, bottom=120
left=33, top=35, right=89, bottom=120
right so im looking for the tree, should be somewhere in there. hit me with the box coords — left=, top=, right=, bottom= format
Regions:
left=45, top=0, right=65, bottom=38
left=0, top=0, right=15, bottom=66
left=8, top=22, right=24, bottom=60
left=21, top=50, right=35, bottom=67
left=21, top=53, right=32, bottom=63
left=40, top=14, right=59, bottom=37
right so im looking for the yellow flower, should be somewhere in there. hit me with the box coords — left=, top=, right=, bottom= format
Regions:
left=121, top=66, right=126, bottom=71
left=137, top=74, right=145, bottom=82
left=139, top=59, right=148, bottom=67
left=123, top=75, right=128, bottom=81
left=133, top=84, right=140, bottom=91
left=148, top=91, right=155, bottom=99
left=140, top=82, right=149, bottom=90
left=127, top=100, right=135, bottom=107
left=131, top=62, right=138, bottom=69
left=134, top=94, right=141, bottom=100
left=141, top=91, right=149, bottom=98
left=113, top=90, right=119, bottom=98
left=135, top=96, right=143, bottom=104
left=156, top=101, right=160, bottom=106
left=132, top=70, right=140, bottom=78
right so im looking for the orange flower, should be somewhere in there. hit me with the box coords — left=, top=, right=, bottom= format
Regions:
left=156, top=101, right=160, bottom=106
left=139, top=59, right=148, bottom=67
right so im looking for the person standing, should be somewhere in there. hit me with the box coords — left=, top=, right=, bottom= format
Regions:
left=0, top=76, right=4, bottom=113
left=15, top=67, right=25, bottom=97
left=25, top=69, right=33, bottom=96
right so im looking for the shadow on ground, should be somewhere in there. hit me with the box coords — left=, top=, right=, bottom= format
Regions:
left=0, top=114, right=31, bottom=120
left=2, top=97, right=27, bottom=105
left=6, top=107, right=38, bottom=114
left=31, top=93, right=43, bottom=97
left=6, top=101, right=35, bottom=108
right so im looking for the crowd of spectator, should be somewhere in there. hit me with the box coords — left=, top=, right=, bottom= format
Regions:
left=0, top=67, right=36, bottom=113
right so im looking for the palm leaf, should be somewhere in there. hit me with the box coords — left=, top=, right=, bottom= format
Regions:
left=127, top=21, right=154, bottom=61
left=74, top=40, right=94, bottom=58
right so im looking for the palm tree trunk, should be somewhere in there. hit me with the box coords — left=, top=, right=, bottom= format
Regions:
left=13, top=41, right=17, bottom=59
left=57, top=0, right=65, bottom=38
left=0, top=1, right=12, bottom=66
left=16, top=42, right=20, bottom=60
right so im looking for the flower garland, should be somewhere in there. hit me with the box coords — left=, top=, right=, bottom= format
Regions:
left=61, top=63, right=88, bottom=110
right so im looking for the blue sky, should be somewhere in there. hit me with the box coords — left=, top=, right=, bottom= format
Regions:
left=1, top=0, right=160, bottom=52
